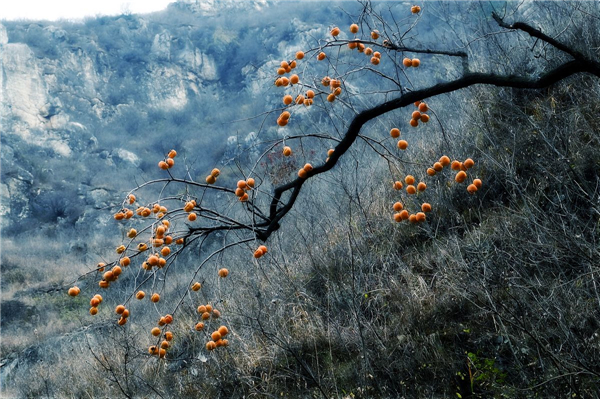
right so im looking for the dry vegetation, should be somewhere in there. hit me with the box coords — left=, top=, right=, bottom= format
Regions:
left=2, top=1, right=600, bottom=398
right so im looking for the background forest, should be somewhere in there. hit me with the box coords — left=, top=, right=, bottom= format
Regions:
left=1, top=0, right=599, bottom=398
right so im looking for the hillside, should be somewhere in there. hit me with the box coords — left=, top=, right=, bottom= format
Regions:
left=1, top=1, right=600, bottom=398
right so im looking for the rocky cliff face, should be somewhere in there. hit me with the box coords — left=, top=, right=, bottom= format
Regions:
left=0, top=0, right=328, bottom=234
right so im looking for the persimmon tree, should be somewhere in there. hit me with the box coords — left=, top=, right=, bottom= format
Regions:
left=68, top=0, right=599, bottom=370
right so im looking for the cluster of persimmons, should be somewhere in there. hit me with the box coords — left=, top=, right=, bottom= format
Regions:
left=67, top=149, right=273, bottom=358
left=68, top=4, right=484, bottom=358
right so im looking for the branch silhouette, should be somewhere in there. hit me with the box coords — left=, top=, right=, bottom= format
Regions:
left=257, top=16, right=600, bottom=240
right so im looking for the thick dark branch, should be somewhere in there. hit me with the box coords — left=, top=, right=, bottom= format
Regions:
left=257, top=59, right=600, bottom=241
left=492, top=12, right=589, bottom=61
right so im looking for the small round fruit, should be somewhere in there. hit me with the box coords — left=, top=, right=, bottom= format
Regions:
left=151, top=327, right=161, bottom=336
left=433, top=162, right=443, bottom=172
left=405, top=175, right=415, bottom=185
left=115, top=305, right=125, bottom=314
left=410, top=119, right=418, bottom=127
left=211, top=331, right=222, bottom=341
left=168, top=149, right=177, bottom=158
left=464, top=158, right=475, bottom=169
left=451, top=160, right=461, bottom=170
left=393, top=181, right=403, bottom=190
left=195, top=322, right=205, bottom=331
left=455, top=171, right=467, bottom=183
left=148, top=255, right=159, bottom=266
left=158, top=161, right=168, bottom=170
left=418, top=102, right=428, bottom=112
left=206, top=341, right=216, bottom=351
left=151, top=293, right=160, bottom=303
left=191, top=282, right=201, bottom=291
left=103, top=271, right=114, bottom=282
left=420, top=114, right=430, bottom=123
left=68, top=287, right=80, bottom=297
left=90, top=307, right=98, bottom=315
left=406, top=185, right=416, bottom=194
left=427, top=168, right=436, bottom=176
left=197, top=305, right=207, bottom=314
left=439, top=156, right=451, bottom=167
left=317, top=52, right=326, bottom=61
left=467, top=184, right=478, bottom=194
left=298, top=168, right=308, bottom=179
left=371, top=30, right=379, bottom=40
left=206, top=175, right=216, bottom=184
left=283, top=146, right=292, bottom=156
left=218, top=326, right=229, bottom=336
left=296, top=51, right=304, bottom=60
left=416, top=212, right=426, bottom=222
left=397, top=140, right=408, bottom=150
left=136, top=291, right=145, bottom=300
left=393, top=202, right=403, bottom=212
left=403, top=58, right=412, bottom=67
left=188, top=213, right=197, bottom=221
left=218, top=268, right=229, bottom=278
left=473, top=178, right=483, bottom=189
left=371, top=57, right=380, bottom=65
left=411, top=58, right=420, bottom=67
left=421, top=203, right=432, bottom=212
left=390, top=128, right=400, bottom=138
left=399, top=210, right=409, bottom=220
left=350, top=23, right=359, bottom=34
left=417, top=182, right=427, bottom=192
left=331, top=27, right=340, bottom=36
left=164, top=314, right=173, bottom=324
left=202, top=312, right=211, bottom=320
